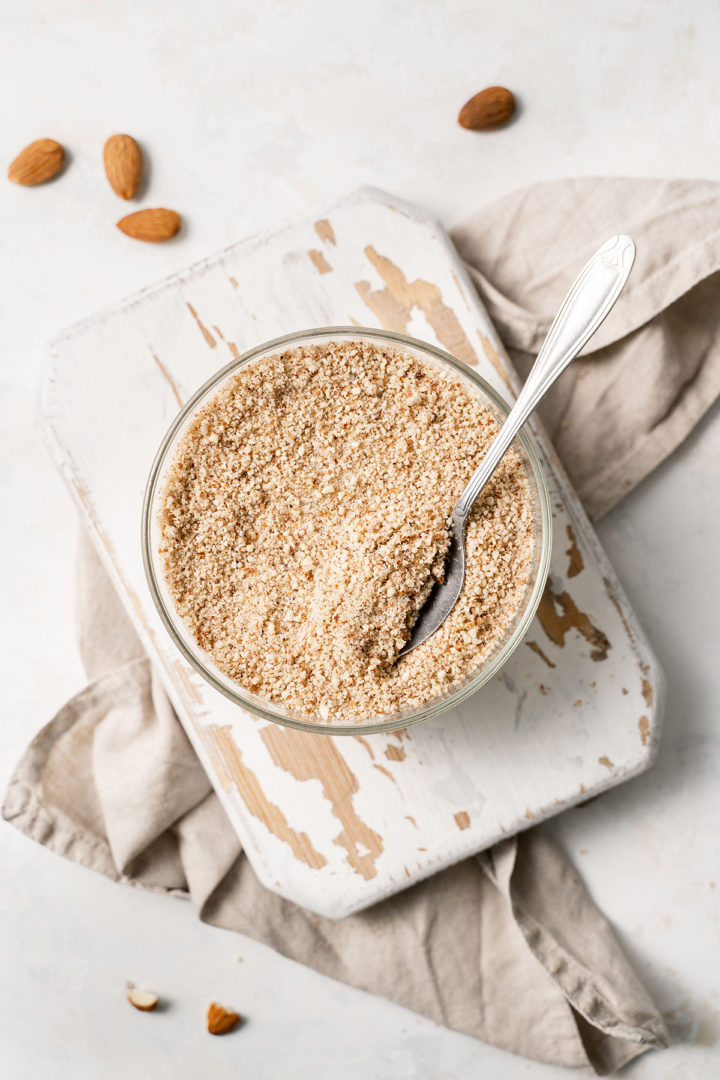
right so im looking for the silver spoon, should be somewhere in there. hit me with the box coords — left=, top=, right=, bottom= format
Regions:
left=399, top=233, right=636, bottom=658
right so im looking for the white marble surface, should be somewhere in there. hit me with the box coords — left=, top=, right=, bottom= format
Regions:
left=1, top=0, right=718, bottom=1076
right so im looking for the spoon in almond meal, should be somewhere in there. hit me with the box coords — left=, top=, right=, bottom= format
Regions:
left=398, top=234, right=636, bottom=657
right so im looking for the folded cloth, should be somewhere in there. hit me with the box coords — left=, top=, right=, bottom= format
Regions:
left=10, top=175, right=720, bottom=1074
left=452, top=177, right=720, bottom=520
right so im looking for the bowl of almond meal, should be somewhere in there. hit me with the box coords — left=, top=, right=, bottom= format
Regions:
left=142, top=328, right=552, bottom=733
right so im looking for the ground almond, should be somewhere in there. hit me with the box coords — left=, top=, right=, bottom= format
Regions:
left=158, top=341, right=534, bottom=722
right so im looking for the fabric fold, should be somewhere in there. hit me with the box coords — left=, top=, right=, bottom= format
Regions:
left=452, top=177, right=720, bottom=519
left=452, top=178, right=720, bottom=352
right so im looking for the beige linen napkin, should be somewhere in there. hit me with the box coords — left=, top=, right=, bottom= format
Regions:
left=452, top=177, right=720, bottom=520
left=7, top=177, right=720, bottom=1074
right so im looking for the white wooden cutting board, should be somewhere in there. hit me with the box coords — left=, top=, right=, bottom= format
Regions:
left=42, top=186, right=663, bottom=919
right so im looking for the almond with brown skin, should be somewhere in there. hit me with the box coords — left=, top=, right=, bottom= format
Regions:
left=117, top=208, right=181, bottom=242
left=458, top=87, right=516, bottom=130
left=207, top=1001, right=241, bottom=1035
left=104, top=134, right=143, bottom=199
left=8, top=138, right=65, bottom=185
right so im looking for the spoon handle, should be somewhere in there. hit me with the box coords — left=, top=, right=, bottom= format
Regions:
left=455, top=234, right=636, bottom=522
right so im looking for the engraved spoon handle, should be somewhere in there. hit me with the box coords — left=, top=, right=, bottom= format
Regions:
left=455, top=234, right=636, bottom=523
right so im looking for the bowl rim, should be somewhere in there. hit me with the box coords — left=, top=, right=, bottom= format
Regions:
left=141, top=326, right=552, bottom=734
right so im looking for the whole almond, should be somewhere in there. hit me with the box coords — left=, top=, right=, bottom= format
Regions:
left=104, top=134, right=143, bottom=199
left=117, top=208, right=181, bottom=242
left=458, top=87, right=516, bottom=131
left=207, top=1001, right=241, bottom=1035
left=8, top=138, right=65, bottom=185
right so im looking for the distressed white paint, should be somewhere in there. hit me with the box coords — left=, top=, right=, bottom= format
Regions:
left=42, top=187, right=662, bottom=919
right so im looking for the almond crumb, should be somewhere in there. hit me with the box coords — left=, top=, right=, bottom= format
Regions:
left=127, top=983, right=160, bottom=1012
left=159, top=341, right=534, bottom=723
left=207, top=1001, right=241, bottom=1035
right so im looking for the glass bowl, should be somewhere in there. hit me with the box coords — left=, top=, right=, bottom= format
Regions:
left=142, top=327, right=552, bottom=735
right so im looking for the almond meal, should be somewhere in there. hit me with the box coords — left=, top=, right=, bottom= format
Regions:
left=158, top=340, right=534, bottom=722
